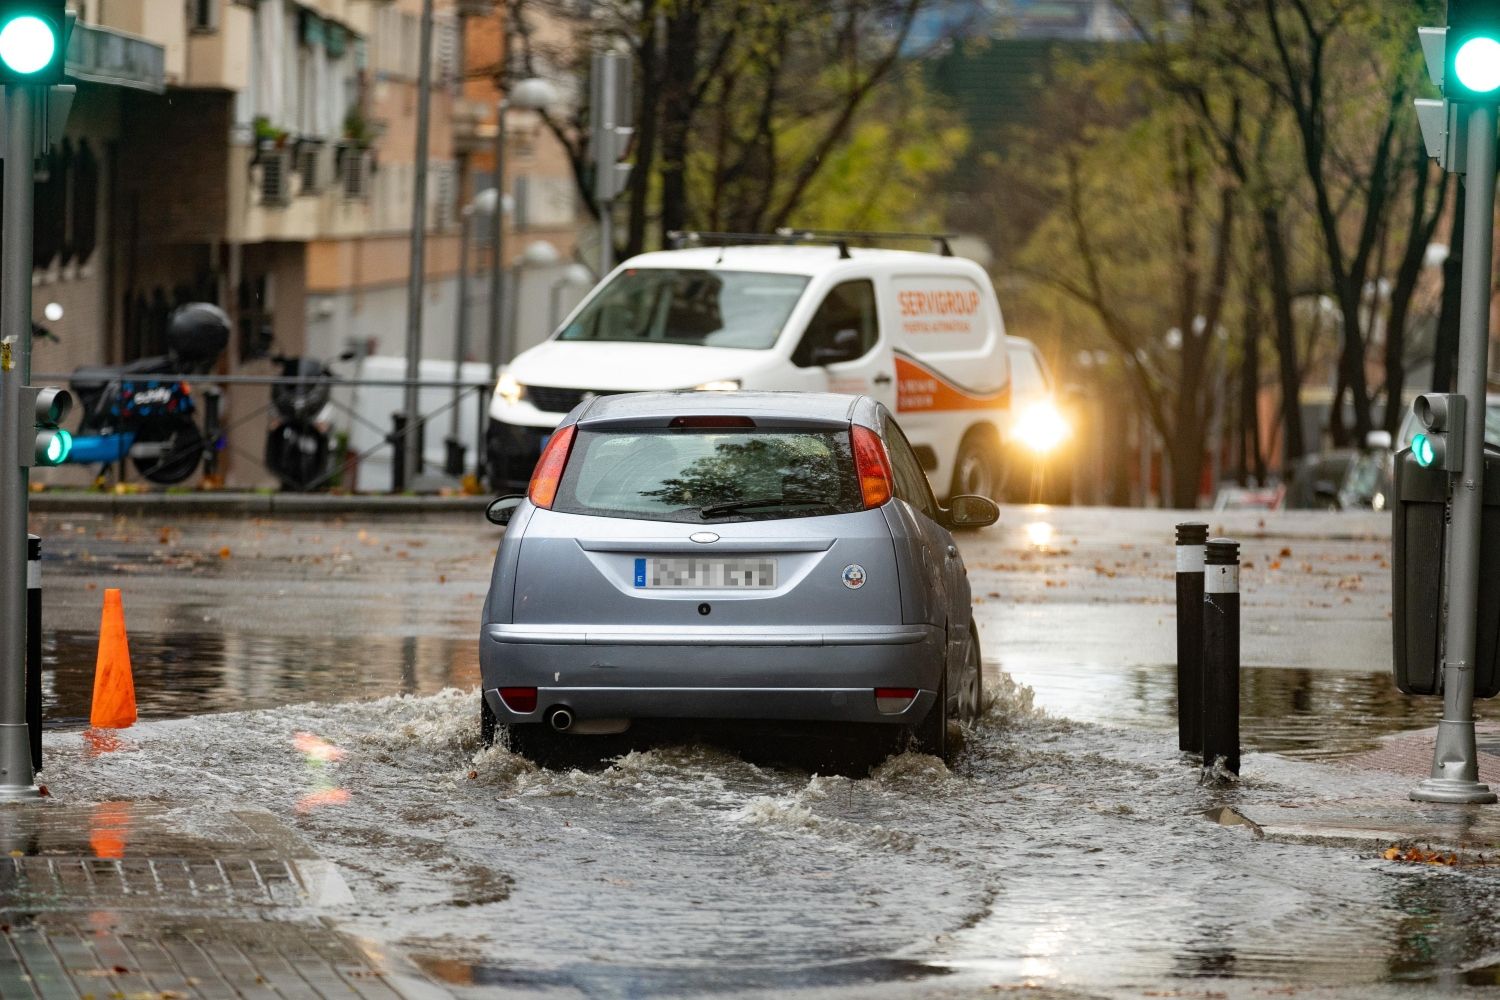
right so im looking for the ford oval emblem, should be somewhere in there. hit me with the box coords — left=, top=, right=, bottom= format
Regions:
left=689, top=531, right=720, bottom=544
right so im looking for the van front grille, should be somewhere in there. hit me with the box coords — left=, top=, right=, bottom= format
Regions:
left=529, top=386, right=619, bottom=412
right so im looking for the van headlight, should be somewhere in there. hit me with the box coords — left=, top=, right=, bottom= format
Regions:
left=1010, top=400, right=1070, bottom=454
left=496, top=372, right=527, bottom=406
left=694, top=379, right=741, bottom=392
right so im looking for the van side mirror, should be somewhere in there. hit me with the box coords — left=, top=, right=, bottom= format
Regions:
left=811, top=328, right=863, bottom=366
left=486, top=495, right=525, bottom=526
left=944, top=494, right=999, bottom=530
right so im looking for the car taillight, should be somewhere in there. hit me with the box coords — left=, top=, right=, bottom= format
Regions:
left=850, top=425, right=893, bottom=508
left=499, top=687, right=538, bottom=713
left=528, top=424, right=576, bottom=509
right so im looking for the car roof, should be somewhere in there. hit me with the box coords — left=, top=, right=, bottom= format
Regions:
left=618, top=245, right=981, bottom=278
left=575, top=390, right=867, bottom=426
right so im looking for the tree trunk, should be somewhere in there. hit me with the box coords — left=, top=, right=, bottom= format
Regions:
left=625, top=3, right=660, bottom=258
left=1433, top=183, right=1464, bottom=394
left=1384, top=161, right=1444, bottom=434
left=1261, top=207, right=1305, bottom=473
left=656, top=5, right=701, bottom=243
left=1239, top=283, right=1262, bottom=485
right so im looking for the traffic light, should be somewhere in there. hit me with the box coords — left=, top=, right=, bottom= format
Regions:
left=1447, top=0, right=1500, bottom=103
left=1411, top=392, right=1466, bottom=472
left=590, top=51, right=634, bottom=203
left=21, top=385, right=71, bottom=466
left=0, top=1, right=65, bottom=84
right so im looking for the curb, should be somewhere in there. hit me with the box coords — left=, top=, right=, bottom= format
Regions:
left=30, top=490, right=493, bottom=517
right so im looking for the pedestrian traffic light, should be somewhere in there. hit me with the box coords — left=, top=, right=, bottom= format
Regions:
left=590, top=51, right=634, bottom=203
left=1447, top=0, right=1500, bottom=103
left=1411, top=392, right=1466, bottom=472
left=0, top=1, right=66, bottom=84
left=21, top=385, right=71, bottom=466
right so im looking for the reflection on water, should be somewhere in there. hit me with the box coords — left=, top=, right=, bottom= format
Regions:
left=415, top=957, right=949, bottom=995
left=41, top=629, right=478, bottom=726
left=1000, top=660, right=1500, bottom=760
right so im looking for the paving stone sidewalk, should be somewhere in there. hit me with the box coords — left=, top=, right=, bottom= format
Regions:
left=0, top=802, right=447, bottom=1000
left=1230, top=722, right=1500, bottom=856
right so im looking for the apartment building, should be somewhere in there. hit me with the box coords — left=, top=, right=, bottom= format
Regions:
left=29, top=0, right=585, bottom=487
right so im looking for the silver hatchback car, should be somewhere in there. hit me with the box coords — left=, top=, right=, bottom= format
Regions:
left=479, top=391, right=998, bottom=762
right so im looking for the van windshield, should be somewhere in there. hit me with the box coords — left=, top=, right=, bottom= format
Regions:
left=557, top=268, right=809, bottom=350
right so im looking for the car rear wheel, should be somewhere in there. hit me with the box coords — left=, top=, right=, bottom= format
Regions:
left=507, top=722, right=567, bottom=765
left=910, top=671, right=948, bottom=760
left=956, top=625, right=983, bottom=724
left=480, top=695, right=497, bottom=747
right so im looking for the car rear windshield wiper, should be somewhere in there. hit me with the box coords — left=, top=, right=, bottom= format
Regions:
left=698, top=497, right=837, bottom=518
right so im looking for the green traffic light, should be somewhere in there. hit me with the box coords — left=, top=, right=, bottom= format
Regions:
left=38, top=428, right=70, bottom=465
left=0, top=14, right=56, bottom=76
left=1455, top=36, right=1500, bottom=94
left=1414, top=433, right=1436, bottom=468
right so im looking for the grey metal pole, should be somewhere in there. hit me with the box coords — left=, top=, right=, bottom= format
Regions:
left=445, top=209, right=471, bottom=475
left=487, top=98, right=507, bottom=384
left=0, top=85, right=39, bottom=800
left=401, top=0, right=437, bottom=491
left=26, top=534, right=40, bottom=775
left=1412, top=101, right=1499, bottom=805
left=599, top=199, right=614, bottom=276
left=1175, top=521, right=1208, bottom=755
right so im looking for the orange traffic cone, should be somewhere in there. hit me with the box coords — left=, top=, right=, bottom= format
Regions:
left=89, top=588, right=136, bottom=729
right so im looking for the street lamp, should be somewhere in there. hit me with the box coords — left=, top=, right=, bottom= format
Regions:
left=503, top=240, right=560, bottom=366
left=488, top=76, right=562, bottom=386
left=549, top=262, right=595, bottom=331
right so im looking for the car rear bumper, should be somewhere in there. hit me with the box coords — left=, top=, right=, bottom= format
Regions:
left=480, top=623, right=944, bottom=725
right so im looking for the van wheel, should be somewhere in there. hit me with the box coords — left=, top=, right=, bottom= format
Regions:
left=951, top=430, right=1003, bottom=502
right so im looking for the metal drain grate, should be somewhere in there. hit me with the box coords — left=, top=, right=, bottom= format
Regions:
left=1, top=856, right=306, bottom=910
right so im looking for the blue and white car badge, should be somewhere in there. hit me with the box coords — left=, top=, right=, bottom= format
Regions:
left=841, top=564, right=867, bottom=590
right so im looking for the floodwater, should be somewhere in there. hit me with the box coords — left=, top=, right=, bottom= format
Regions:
left=39, top=683, right=1500, bottom=999
left=28, top=507, right=1500, bottom=997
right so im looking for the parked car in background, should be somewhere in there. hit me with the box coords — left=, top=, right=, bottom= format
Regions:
left=485, top=233, right=1013, bottom=504
left=478, top=390, right=998, bottom=765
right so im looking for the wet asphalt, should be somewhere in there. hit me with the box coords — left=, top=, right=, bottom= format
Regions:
left=25, top=505, right=1500, bottom=998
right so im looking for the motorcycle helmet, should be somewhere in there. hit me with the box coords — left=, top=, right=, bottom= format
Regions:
left=165, top=302, right=231, bottom=369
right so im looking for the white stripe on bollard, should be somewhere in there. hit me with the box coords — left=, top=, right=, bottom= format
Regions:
left=26, top=560, right=38, bottom=589
left=1205, top=564, right=1239, bottom=594
left=1176, top=544, right=1205, bottom=573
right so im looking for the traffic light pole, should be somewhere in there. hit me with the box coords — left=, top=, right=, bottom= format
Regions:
left=1414, top=100, right=1500, bottom=805
left=0, top=83, right=39, bottom=800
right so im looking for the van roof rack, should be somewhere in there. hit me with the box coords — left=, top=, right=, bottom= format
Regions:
left=666, top=230, right=851, bottom=259
left=774, top=228, right=956, bottom=257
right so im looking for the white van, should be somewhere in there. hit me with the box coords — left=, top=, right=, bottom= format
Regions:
left=486, top=239, right=1012, bottom=501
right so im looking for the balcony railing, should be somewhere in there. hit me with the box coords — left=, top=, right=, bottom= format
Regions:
left=66, top=22, right=166, bottom=94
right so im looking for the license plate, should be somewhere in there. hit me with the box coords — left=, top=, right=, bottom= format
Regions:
left=633, top=557, right=777, bottom=589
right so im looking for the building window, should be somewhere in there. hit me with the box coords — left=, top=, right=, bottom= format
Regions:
left=192, top=0, right=219, bottom=32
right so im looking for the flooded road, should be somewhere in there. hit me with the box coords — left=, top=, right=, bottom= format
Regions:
left=27, top=506, right=1500, bottom=997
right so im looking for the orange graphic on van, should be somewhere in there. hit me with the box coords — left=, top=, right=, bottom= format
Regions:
left=895, top=354, right=1009, bottom=412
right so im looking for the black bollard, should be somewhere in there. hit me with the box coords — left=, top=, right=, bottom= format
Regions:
left=26, top=534, right=40, bottom=775
left=1175, top=521, right=1209, bottom=755
left=390, top=412, right=409, bottom=493
left=1201, top=537, right=1241, bottom=777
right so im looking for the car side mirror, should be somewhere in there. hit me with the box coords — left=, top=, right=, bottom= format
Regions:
left=944, top=494, right=999, bottom=529
left=486, top=494, right=525, bottom=526
left=811, top=328, right=862, bottom=366
left=1313, top=480, right=1340, bottom=509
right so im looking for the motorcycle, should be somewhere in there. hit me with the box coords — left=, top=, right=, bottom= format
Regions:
left=64, top=302, right=229, bottom=485
left=264, top=349, right=355, bottom=491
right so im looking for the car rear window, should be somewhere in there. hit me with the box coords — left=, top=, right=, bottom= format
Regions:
left=553, top=427, right=863, bottom=523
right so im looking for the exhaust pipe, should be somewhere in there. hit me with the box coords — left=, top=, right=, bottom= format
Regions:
left=547, top=707, right=574, bottom=732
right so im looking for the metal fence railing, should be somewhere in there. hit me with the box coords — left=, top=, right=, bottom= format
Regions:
left=33, top=372, right=497, bottom=495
